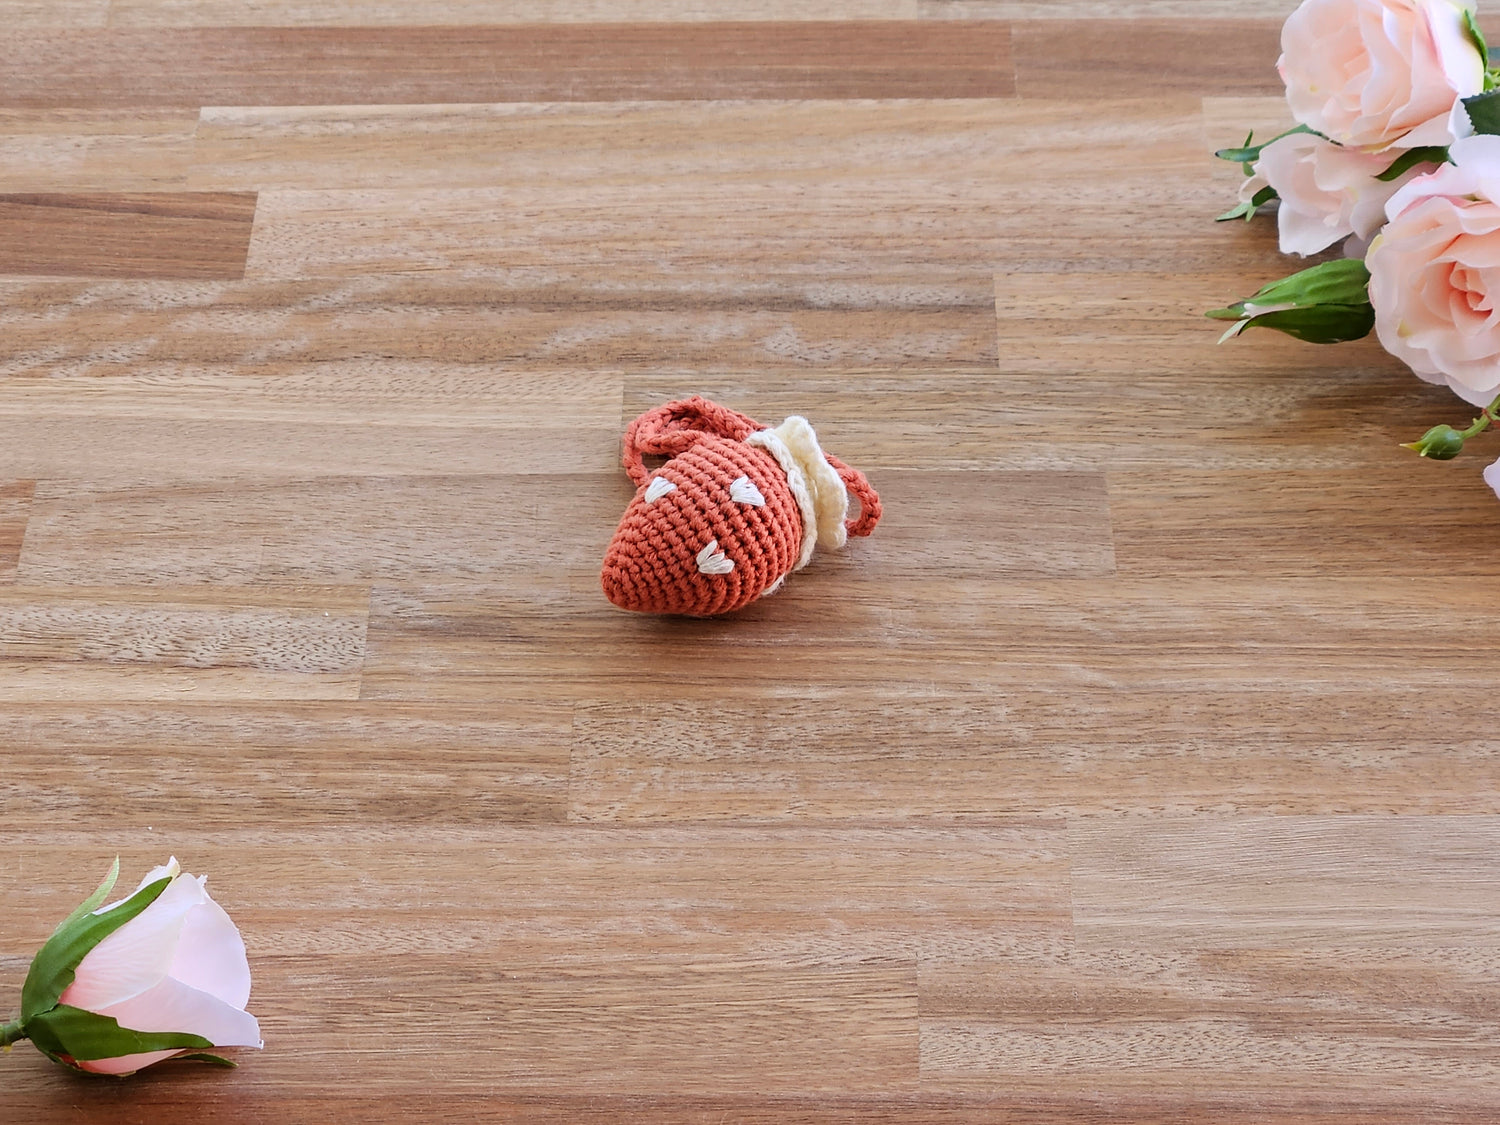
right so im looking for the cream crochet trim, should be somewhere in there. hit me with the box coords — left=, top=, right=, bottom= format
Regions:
left=747, top=415, right=849, bottom=571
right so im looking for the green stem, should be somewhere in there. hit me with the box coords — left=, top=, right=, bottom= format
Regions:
left=1, top=1018, right=26, bottom=1048
left=1458, top=393, right=1500, bottom=440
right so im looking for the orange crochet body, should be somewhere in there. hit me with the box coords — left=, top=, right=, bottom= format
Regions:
left=601, top=398, right=881, bottom=616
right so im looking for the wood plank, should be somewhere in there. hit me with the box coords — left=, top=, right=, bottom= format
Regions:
left=0, top=585, right=367, bottom=700
left=1, top=956, right=920, bottom=1100
left=0, top=825, right=1068, bottom=960
left=0, top=825, right=1064, bottom=1093
left=0, top=478, right=31, bottom=581
left=2, top=1090, right=1490, bottom=1125
left=929, top=1, right=1300, bottom=14
left=361, top=577, right=1500, bottom=701
left=1072, top=817, right=1500, bottom=948
left=0, top=364, right=623, bottom=480
left=1015, top=20, right=1283, bottom=97
left=0, top=276, right=997, bottom=377
left=233, top=98, right=1208, bottom=283
left=921, top=947, right=1500, bottom=1109
left=994, top=270, right=1453, bottom=470
left=1, top=701, right=571, bottom=827
left=0, top=23, right=1013, bottom=107
left=622, top=365, right=1412, bottom=473
left=0, top=192, right=256, bottom=279
left=1201, top=94, right=1296, bottom=171
left=0, top=109, right=196, bottom=192
left=569, top=688, right=1500, bottom=821
left=17, top=475, right=628, bottom=585
left=1110, top=467, right=1500, bottom=577
left=108, top=0, right=923, bottom=23
left=189, top=97, right=1078, bottom=192
left=886, top=578, right=1500, bottom=693
left=242, top=183, right=1008, bottom=294
left=14, top=471, right=1111, bottom=587
left=851, top=470, right=1115, bottom=578
left=0, top=0, right=106, bottom=25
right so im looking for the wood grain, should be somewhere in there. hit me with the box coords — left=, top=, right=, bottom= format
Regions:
left=107, top=0, right=928, bottom=23
left=1072, top=817, right=1500, bottom=948
left=1110, top=467, right=1500, bottom=576
left=928, top=1, right=1301, bottom=15
left=0, top=192, right=256, bottom=279
left=188, top=97, right=1091, bottom=192
left=0, top=702, right=571, bottom=826
left=0, top=478, right=31, bottom=582
left=16, top=475, right=628, bottom=585
left=0, top=0, right=107, bottom=25
left=994, top=270, right=1451, bottom=470
left=0, top=366, right=624, bottom=481
left=1014, top=20, right=1283, bottom=97
left=0, top=586, right=368, bottom=700
left=0, top=23, right=1012, bottom=107
left=569, top=688, right=1500, bottom=821
left=922, top=946, right=1500, bottom=1108
left=2, top=10, right=1499, bottom=1123
left=0, top=110, right=197, bottom=192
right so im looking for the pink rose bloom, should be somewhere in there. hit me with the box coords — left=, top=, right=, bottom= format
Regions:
left=1279, top=0, right=1484, bottom=149
left=1253, top=131, right=1421, bottom=255
left=58, top=858, right=262, bottom=1075
left=1368, top=135, right=1500, bottom=406
left=1486, top=458, right=1500, bottom=498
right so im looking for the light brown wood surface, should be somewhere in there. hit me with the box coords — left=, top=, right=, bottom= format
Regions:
left=3, top=3, right=1499, bottom=1122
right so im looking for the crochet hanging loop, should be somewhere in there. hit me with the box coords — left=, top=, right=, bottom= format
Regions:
left=620, top=397, right=760, bottom=486
left=602, top=396, right=882, bottom=616
left=619, top=396, right=881, bottom=539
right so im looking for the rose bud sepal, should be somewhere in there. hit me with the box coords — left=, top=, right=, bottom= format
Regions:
left=1403, top=424, right=1467, bottom=459
left=1207, top=258, right=1374, bottom=344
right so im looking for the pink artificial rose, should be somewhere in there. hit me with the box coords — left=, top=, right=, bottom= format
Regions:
left=1486, top=458, right=1500, bottom=497
left=1368, top=134, right=1500, bottom=406
left=57, top=858, right=262, bottom=1075
left=1252, top=131, right=1423, bottom=255
left=1279, top=0, right=1484, bottom=149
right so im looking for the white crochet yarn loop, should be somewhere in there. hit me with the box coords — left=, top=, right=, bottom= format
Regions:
left=746, top=415, right=849, bottom=572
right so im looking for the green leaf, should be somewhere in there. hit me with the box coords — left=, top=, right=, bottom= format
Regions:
left=1217, top=184, right=1278, bottom=222
left=1374, top=146, right=1449, bottom=181
left=1214, top=123, right=1316, bottom=166
left=20, top=874, right=173, bottom=1024
left=1462, top=89, right=1500, bottom=135
left=176, top=1052, right=238, bottom=1068
left=1464, top=7, right=1492, bottom=79
left=1207, top=258, right=1374, bottom=344
left=1224, top=303, right=1375, bottom=344
left=47, top=859, right=120, bottom=940
left=25, top=1005, right=212, bottom=1069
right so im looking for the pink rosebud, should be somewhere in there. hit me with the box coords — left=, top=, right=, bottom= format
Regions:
left=1368, top=135, right=1500, bottom=406
left=1254, top=132, right=1423, bottom=256
left=1278, top=0, right=1484, bottom=149
left=56, top=858, right=261, bottom=1075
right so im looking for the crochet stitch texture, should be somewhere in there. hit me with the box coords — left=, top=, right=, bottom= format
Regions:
left=601, top=397, right=881, bottom=616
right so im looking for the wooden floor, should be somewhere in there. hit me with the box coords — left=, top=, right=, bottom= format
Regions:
left=4, top=1, right=1500, bottom=1121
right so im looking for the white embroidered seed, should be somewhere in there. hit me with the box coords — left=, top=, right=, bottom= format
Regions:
left=696, top=539, right=734, bottom=575
left=729, top=475, right=765, bottom=507
left=644, top=476, right=678, bottom=504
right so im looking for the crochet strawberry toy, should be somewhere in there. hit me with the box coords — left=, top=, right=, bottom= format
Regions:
left=601, top=397, right=882, bottom=616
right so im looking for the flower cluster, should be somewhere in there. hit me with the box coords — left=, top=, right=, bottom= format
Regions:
left=2, top=858, right=261, bottom=1077
left=1212, top=0, right=1500, bottom=487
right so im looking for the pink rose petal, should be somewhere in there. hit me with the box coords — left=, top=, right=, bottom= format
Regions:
left=60, top=871, right=206, bottom=1012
